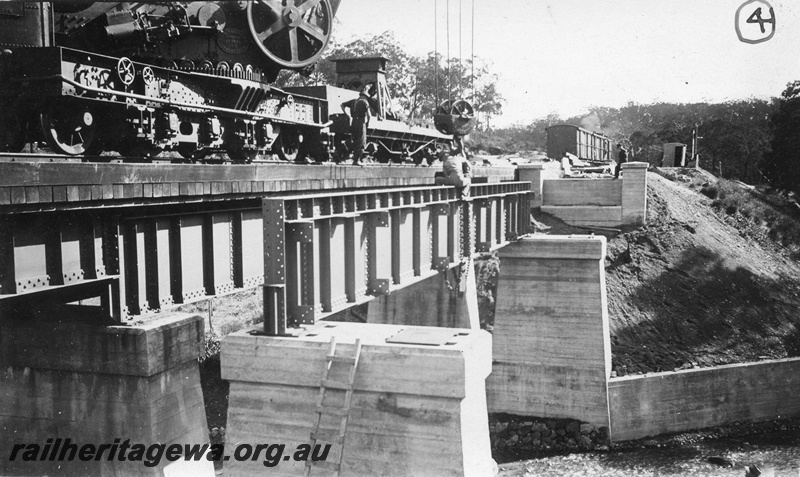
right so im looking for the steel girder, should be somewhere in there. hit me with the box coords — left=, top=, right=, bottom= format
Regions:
left=0, top=182, right=530, bottom=325
left=261, top=182, right=532, bottom=336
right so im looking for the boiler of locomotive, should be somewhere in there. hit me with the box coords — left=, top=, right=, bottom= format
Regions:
left=53, top=1, right=341, bottom=82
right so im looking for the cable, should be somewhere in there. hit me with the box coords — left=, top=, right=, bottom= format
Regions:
left=446, top=0, right=451, bottom=104
left=459, top=0, right=462, bottom=97
left=471, top=0, right=475, bottom=105
left=434, top=0, right=439, bottom=107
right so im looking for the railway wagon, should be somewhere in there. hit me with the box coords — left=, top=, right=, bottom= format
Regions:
left=0, top=2, right=467, bottom=165
left=546, top=124, right=611, bottom=163
left=287, top=56, right=452, bottom=164
left=0, top=1, right=344, bottom=161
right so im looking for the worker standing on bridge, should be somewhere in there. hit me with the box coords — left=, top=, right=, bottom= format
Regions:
left=439, top=135, right=472, bottom=199
left=614, top=143, right=628, bottom=179
left=341, top=84, right=373, bottom=165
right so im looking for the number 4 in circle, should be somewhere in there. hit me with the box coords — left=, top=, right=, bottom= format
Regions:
left=735, top=0, right=776, bottom=44
left=746, top=7, right=774, bottom=33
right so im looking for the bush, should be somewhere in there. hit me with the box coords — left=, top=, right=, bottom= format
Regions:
left=700, top=184, right=718, bottom=199
left=709, top=179, right=800, bottom=254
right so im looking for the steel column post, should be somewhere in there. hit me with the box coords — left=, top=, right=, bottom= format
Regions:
left=263, top=198, right=287, bottom=336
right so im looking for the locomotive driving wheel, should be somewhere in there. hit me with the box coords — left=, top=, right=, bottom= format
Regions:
left=247, top=0, right=334, bottom=69
left=39, top=102, right=97, bottom=155
left=275, top=130, right=300, bottom=162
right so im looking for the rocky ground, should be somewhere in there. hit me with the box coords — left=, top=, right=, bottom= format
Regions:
left=497, top=416, right=800, bottom=476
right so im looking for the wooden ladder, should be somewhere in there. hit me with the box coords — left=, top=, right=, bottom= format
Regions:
left=304, top=336, right=362, bottom=477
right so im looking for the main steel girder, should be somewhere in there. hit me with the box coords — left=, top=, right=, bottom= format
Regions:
left=0, top=182, right=530, bottom=325
left=261, top=182, right=531, bottom=336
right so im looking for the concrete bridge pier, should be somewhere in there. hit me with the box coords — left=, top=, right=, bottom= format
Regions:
left=0, top=313, right=212, bottom=477
left=365, top=265, right=479, bottom=329
left=222, top=322, right=495, bottom=476
left=487, top=235, right=612, bottom=433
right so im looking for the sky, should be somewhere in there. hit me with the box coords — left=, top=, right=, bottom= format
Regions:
left=331, top=0, right=799, bottom=127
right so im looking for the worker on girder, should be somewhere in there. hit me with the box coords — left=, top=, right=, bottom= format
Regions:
left=437, top=135, right=472, bottom=199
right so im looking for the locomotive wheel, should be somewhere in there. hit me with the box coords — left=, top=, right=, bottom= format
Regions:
left=275, top=132, right=300, bottom=162
left=119, top=143, right=163, bottom=160
left=374, top=148, right=391, bottom=164
left=39, top=103, right=97, bottom=155
left=177, top=144, right=208, bottom=162
left=227, top=147, right=259, bottom=163
left=247, top=0, right=334, bottom=69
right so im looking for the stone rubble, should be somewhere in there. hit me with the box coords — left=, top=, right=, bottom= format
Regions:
left=489, top=414, right=611, bottom=456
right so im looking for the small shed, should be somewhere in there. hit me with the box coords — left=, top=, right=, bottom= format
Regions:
left=662, top=143, right=687, bottom=167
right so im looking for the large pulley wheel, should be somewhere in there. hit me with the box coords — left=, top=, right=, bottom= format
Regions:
left=434, top=99, right=475, bottom=136
left=247, top=0, right=333, bottom=69
left=39, top=103, right=97, bottom=155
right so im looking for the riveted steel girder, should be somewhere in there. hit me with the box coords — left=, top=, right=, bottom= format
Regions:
left=0, top=181, right=529, bottom=326
left=260, top=182, right=531, bottom=336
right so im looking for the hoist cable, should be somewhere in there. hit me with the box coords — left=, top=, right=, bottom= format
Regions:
left=459, top=0, right=463, bottom=97
left=434, top=0, right=439, bottom=107
left=446, top=0, right=451, bottom=104
left=471, top=0, right=475, bottom=105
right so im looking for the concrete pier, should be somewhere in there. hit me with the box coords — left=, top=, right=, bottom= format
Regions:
left=366, top=266, right=479, bottom=329
left=0, top=313, right=212, bottom=477
left=221, top=322, right=494, bottom=476
left=487, top=235, right=612, bottom=431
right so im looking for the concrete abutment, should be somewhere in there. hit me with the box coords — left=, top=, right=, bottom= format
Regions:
left=0, top=313, right=212, bottom=477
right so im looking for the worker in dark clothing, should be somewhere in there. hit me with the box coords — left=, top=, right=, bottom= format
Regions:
left=341, top=85, right=373, bottom=165
left=614, top=143, right=628, bottom=179
left=439, top=135, right=472, bottom=199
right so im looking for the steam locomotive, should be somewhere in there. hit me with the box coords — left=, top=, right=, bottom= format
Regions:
left=0, top=1, right=471, bottom=164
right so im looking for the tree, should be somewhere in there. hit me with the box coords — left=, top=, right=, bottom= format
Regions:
left=275, top=32, right=504, bottom=127
left=761, top=82, right=800, bottom=193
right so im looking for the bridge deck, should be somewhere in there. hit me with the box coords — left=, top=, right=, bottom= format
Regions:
left=0, top=160, right=516, bottom=211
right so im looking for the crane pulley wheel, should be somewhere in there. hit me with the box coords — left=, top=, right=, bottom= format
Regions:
left=434, top=99, right=475, bottom=136
left=247, top=0, right=333, bottom=69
